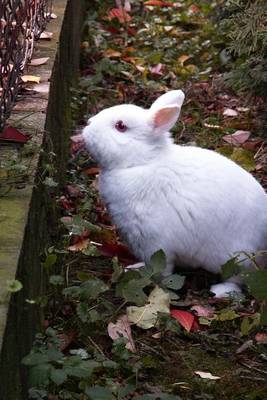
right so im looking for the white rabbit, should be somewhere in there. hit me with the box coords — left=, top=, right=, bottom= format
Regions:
left=80, top=90, right=267, bottom=297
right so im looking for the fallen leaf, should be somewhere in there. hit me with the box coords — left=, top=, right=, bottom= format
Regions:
left=32, top=82, right=50, bottom=93
left=21, top=75, right=41, bottom=83
left=108, top=8, right=132, bottom=23
left=0, top=126, right=30, bottom=144
left=29, top=57, right=50, bottom=66
left=191, top=305, right=215, bottom=319
left=144, top=1, right=174, bottom=6
left=104, top=49, right=122, bottom=58
left=40, top=31, right=53, bottom=40
left=149, top=63, right=164, bottom=75
left=189, top=4, right=200, bottom=14
left=108, top=315, right=136, bottom=352
left=222, top=130, right=251, bottom=145
left=223, top=108, right=238, bottom=117
left=255, top=333, right=267, bottom=344
left=178, top=54, right=190, bottom=66
left=170, top=309, right=195, bottom=332
left=68, top=238, right=89, bottom=252
left=194, top=371, right=221, bottom=380
left=127, top=286, right=170, bottom=329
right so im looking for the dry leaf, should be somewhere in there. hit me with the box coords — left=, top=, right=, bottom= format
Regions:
left=255, top=333, right=267, bottom=344
left=32, top=82, right=50, bottom=93
left=223, top=108, right=238, bottom=117
left=40, top=31, right=53, bottom=40
left=108, top=315, right=136, bottom=352
left=29, top=57, right=50, bottom=66
left=21, top=75, right=41, bottom=83
left=68, top=239, right=89, bottom=252
left=104, top=49, right=122, bottom=58
left=178, top=54, right=190, bottom=66
left=222, top=130, right=251, bottom=145
left=191, top=305, right=215, bottom=319
left=127, top=286, right=170, bottom=329
left=195, top=371, right=221, bottom=380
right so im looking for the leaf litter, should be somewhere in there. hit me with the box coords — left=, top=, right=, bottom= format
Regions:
left=25, top=1, right=267, bottom=399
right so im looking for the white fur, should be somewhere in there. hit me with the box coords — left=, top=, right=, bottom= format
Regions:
left=82, top=90, right=267, bottom=297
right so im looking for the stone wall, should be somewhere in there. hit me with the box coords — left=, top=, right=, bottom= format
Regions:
left=0, top=1, right=85, bottom=398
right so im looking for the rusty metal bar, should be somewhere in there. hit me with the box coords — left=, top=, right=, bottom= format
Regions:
left=0, top=0, right=53, bottom=131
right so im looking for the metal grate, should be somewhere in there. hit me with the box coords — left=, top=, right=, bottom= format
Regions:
left=0, top=0, right=53, bottom=131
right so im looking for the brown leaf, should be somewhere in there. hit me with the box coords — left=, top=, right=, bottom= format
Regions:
left=29, top=57, right=50, bottom=66
left=68, top=238, right=89, bottom=252
left=255, top=333, right=267, bottom=344
left=223, top=108, right=238, bottom=117
left=191, top=305, right=215, bottom=318
left=21, top=75, right=41, bottom=83
left=32, top=82, right=50, bottom=93
left=222, top=130, right=251, bottom=146
left=40, top=31, right=53, bottom=40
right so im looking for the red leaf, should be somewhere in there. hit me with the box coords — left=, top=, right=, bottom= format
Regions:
left=170, top=309, right=196, bottom=332
left=0, top=126, right=30, bottom=144
left=144, top=1, right=174, bottom=7
left=97, top=242, right=137, bottom=265
left=57, top=331, right=76, bottom=351
left=108, top=8, right=132, bottom=23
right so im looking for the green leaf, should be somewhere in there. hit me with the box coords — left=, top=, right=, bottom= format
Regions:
left=41, top=253, right=57, bottom=270
left=260, top=305, right=267, bottom=325
left=85, top=386, right=115, bottom=400
left=29, top=363, right=51, bottom=387
left=50, top=368, right=67, bottom=385
left=6, top=279, right=23, bottom=293
left=49, top=275, right=64, bottom=286
left=136, top=394, right=180, bottom=400
left=161, top=274, right=185, bottom=290
left=118, top=384, right=135, bottom=400
left=122, top=278, right=149, bottom=306
left=43, top=177, right=58, bottom=187
left=46, top=347, right=63, bottom=362
left=221, top=257, right=242, bottom=280
left=80, top=277, right=108, bottom=299
left=116, top=270, right=141, bottom=298
left=243, top=270, right=267, bottom=300
left=22, top=352, right=49, bottom=366
left=217, top=309, right=240, bottom=321
left=148, top=250, right=167, bottom=275
left=240, top=314, right=260, bottom=336
left=77, top=302, right=90, bottom=323
left=111, top=257, right=124, bottom=283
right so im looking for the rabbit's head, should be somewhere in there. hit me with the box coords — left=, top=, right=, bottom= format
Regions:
left=82, top=90, right=185, bottom=169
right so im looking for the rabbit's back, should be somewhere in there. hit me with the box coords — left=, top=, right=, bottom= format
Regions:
left=100, top=144, right=267, bottom=273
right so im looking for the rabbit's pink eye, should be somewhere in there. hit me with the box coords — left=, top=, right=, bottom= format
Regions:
left=115, top=120, right=127, bottom=132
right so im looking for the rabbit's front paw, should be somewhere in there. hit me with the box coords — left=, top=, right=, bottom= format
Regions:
left=210, top=282, right=242, bottom=298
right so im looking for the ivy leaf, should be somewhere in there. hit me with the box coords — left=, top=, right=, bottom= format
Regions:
left=6, top=279, right=23, bottom=293
left=50, top=368, right=67, bottom=385
left=122, top=278, right=150, bottom=306
left=85, top=385, right=116, bottom=400
left=221, top=257, right=243, bottom=280
left=161, top=274, right=185, bottom=290
left=243, top=270, right=267, bottom=300
left=29, top=363, right=51, bottom=386
left=49, top=275, right=64, bottom=286
left=80, top=277, right=109, bottom=300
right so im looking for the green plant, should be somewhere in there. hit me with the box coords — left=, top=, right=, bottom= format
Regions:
left=220, top=0, right=267, bottom=96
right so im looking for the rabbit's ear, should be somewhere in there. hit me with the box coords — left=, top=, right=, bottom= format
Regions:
left=150, top=90, right=185, bottom=110
left=149, top=105, right=181, bottom=134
